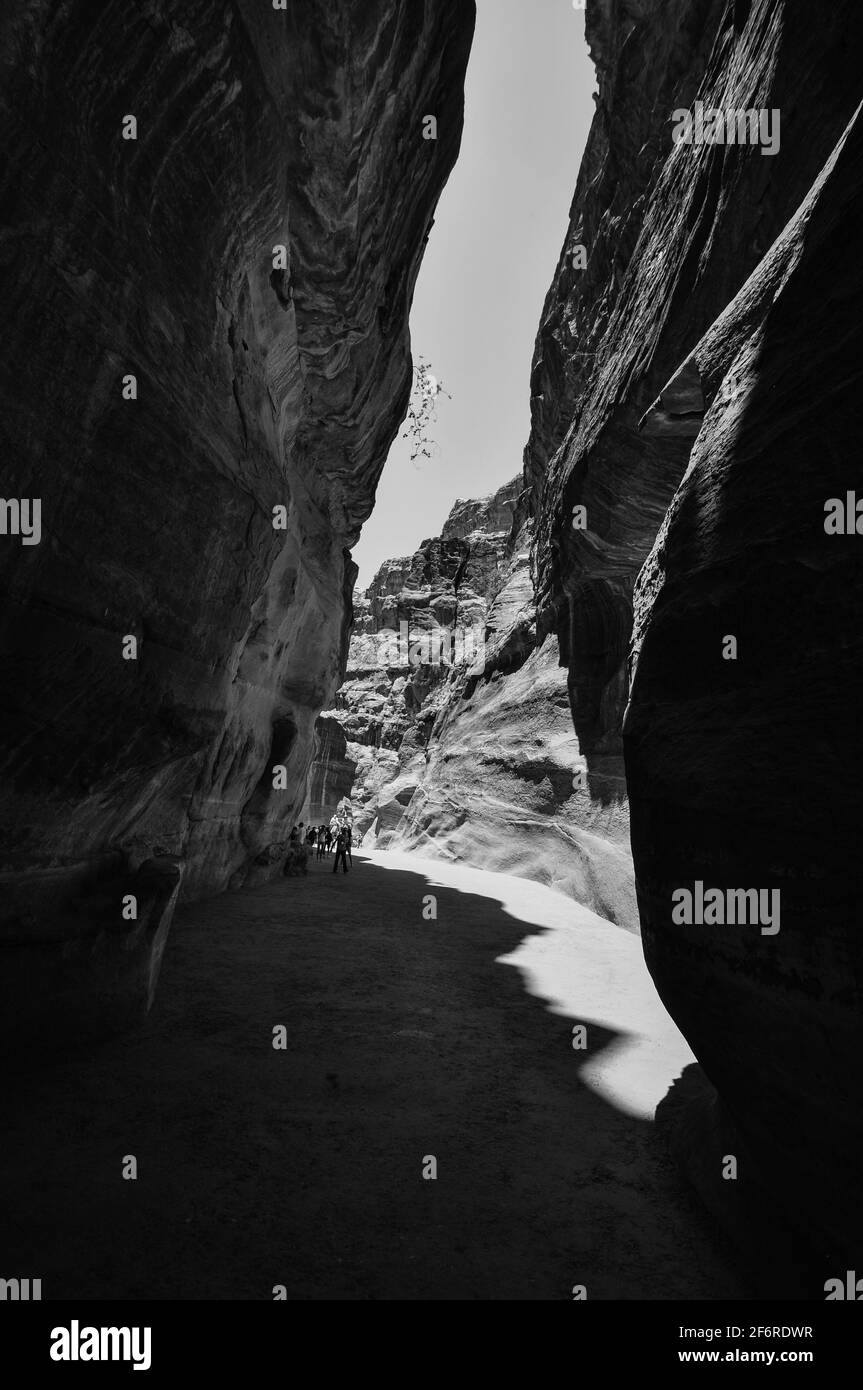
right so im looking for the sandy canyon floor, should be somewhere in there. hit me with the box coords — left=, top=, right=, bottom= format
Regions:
left=1, top=850, right=746, bottom=1300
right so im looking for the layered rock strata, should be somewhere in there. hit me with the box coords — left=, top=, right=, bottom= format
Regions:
left=0, top=0, right=475, bottom=1042
left=319, top=480, right=638, bottom=927
left=525, top=0, right=863, bottom=1269
left=318, top=479, right=521, bottom=835
left=303, top=717, right=356, bottom=827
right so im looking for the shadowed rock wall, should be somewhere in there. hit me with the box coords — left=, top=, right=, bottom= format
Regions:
left=525, top=0, right=863, bottom=1269
left=626, top=100, right=863, bottom=1273
left=0, top=0, right=475, bottom=1039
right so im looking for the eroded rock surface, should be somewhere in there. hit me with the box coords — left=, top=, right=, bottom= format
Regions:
left=304, top=717, right=356, bottom=827
left=318, top=480, right=637, bottom=927
left=626, top=101, right=863, bottom=1270
left=0, top=0, right=475, bottom=1040
left=317, top=480, right=520, bottom=833
left=524, top=0, right=863, bottom=1265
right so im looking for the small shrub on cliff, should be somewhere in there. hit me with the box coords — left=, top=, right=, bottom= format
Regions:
left=401, top=355, right=451, bottom=465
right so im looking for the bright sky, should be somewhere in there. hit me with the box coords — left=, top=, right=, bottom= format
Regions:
left=351, top=0, right=596, bottom=589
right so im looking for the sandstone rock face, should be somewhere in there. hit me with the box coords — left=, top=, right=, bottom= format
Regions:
left=2, top=854, right=183, bottom=1050
left=0, top=0, right=475, bottom=1042
left=303, top=717, right=356, bottom=827
left=316, top=481, right=521, bottom=830
left=319, top=480, right=637, bottom=927
left=393, top=629, right=637, bottom=926
left=525, top=0, right=863, bottom=1264
left=626, top=104, right=863, bottom=1270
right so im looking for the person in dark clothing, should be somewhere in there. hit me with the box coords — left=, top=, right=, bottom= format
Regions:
left=284, top=825, right=300, bottom=877
left=345, top=826, right=353, bottom=867
left=332, top=827, right=349, bottom=874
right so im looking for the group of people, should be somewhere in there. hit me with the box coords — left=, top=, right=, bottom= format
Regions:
left=283, top=819, right=353, bottom=876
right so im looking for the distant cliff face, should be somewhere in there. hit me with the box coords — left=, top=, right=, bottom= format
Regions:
left=319, top=479, right=520, bottom=836
left=304, top=718, right=356, bottom=827
left=0, top=0, right=475, bottom=1040
left=525, top=0, right=863, bottom=1268
left=319, top=478, right=637, bottom=927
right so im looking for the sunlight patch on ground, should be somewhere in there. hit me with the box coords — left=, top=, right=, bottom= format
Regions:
left=359, top=848, right=695, bottom=1120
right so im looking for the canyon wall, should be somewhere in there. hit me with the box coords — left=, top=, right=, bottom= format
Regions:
left=303, top=717, right=356, bottom=828
left=320, top=480, right=637, bottom=927
left=0, top=0, right=475, bottom=1041
left=525, top=0, right=863, bottom=1269
left=322, top=479, right=522, bottom=844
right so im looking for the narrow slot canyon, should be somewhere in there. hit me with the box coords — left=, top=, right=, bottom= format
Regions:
left=1, top=0, right=862, bottom=1328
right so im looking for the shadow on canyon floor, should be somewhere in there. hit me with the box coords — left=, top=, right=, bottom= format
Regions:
left=1, top=854, right=748, bottom=1300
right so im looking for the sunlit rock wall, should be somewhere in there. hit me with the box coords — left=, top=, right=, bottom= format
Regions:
left=324, top=479, right=637, bottom=927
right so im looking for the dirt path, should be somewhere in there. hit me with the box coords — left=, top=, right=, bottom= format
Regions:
left=1, top=850, right=746, bottom=1300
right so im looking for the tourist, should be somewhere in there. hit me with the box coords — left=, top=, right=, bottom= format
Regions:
left=332, top=826, right=349, bottom=875
left=296, top=828, right=309, bottom=875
